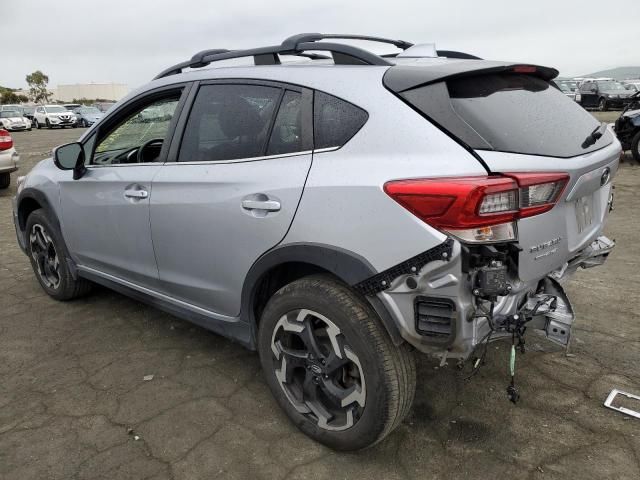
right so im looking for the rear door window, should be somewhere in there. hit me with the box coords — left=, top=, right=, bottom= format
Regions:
left=266, top=90, right=305, bottom=155
left=401, top=74, right=613, bottom=158
left=313, top=91, right=368, bottom=149
left=179, top=84, right=281, bottom=162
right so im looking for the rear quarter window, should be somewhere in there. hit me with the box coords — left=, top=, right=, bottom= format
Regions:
left=314, top=91, right=368, bottom=149
left=401, top=74, right=612, bottom=158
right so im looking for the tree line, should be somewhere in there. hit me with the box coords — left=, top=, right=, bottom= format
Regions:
left=1, top=70, right=51, bottom=104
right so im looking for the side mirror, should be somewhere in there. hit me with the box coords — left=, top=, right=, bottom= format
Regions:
left=54, top=142, right=87, bottom=180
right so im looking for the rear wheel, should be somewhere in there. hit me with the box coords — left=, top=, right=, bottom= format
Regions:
left=25, top=209, right=92, bottom=300
left=632, top=131, right=640, bottom=162
left=0, top=173, right=10, bottom=189
left=598, top=98, right=608, bottom=111
left=258, top=274, right=415, bottom=451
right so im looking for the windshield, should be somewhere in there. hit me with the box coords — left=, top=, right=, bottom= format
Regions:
left=597, top=81, right=626, bottom=91
left=2, top=105, right=23, bottom=114
left=558, top=83, right=571, bottom=92
left=0, top=111, right=21, bottom=118
left=79, top=107, right=101, bottom=114
left=47, top=106, right=68, bottom=113
left=401, top=73, right=612, bottom=158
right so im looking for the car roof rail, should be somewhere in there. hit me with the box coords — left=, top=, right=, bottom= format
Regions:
left=154, top=32, right=416, bottom=79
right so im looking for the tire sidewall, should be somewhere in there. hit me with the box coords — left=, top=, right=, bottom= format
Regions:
left=258, top=277, right=395, bottom=451
left=631, top=131, right=640, bottom=162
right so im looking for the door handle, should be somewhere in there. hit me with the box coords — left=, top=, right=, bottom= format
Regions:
left=124, top=188, right=149, bottom=199
left=241, top=199, right=281, bottom=212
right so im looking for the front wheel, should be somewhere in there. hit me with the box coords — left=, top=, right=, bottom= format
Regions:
left=258, top=274, right=416, bottom=451
left=598, top=98, right=608, bottom=111
left=25, top=209, right=92, bottom=300
left=34, top=119, right=40, bottom=129
left=631, top=131, right=640, bottom=162
left=45, top=119, right=51, bottom=129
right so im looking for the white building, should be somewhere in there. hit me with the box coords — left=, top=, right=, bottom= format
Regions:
left=50, top=83, right=129, bottom=102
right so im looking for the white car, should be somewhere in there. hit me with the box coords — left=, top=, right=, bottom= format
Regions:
left=0, top=110, right=32, bottom=131
left=0, top=128, right=19, bottom=189
left=33, top=105, right=77, bottom=129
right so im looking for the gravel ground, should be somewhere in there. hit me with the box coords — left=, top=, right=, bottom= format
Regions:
left=0, top=120, right=639, bottom=480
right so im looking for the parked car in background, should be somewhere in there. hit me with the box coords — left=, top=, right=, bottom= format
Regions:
left=12, top=33, right=619, bottom=450
left=73, top=106, right=104, bottom=127
left=614, top=91, right=640, bottom=161
left=1, top=104, right=26, bottom=115
left=93, top=102, right=115, bottom=113
left=33, top=105, right=77, bottom=129
left=0, top=110, right=32, bottom=131
left=579, top=79, right=634, bottom=111
left=63, top=103, right=83, bottom=112
left=0, top=128, right=19, bottom=189
left=558, top=82, right=578, bottom=101
left=622, top=80, right=640, bottom=93
left=22, top=106, right=35, bottom=122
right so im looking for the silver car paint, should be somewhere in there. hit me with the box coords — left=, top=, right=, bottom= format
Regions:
left=15, top=61, right=620, bottom=360
left=150, top=153, right=312, bottom=317
left=58, top=164, right=162, bottom=287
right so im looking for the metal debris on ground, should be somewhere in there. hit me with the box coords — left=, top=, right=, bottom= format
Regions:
left=143, top=375, right=154, bottom=381
left=604, top=389, right=640, bottom=419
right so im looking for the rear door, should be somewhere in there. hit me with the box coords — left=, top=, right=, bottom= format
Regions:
left=396, top=71, right=619, bottom=281
left=150, top=81, right=313, bottom=316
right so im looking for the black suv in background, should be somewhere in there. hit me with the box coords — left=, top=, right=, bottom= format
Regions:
left=579, top=79, right=634, bottom=111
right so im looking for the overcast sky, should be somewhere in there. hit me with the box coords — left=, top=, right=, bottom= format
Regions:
left=3, top=0, right=639, bottom=90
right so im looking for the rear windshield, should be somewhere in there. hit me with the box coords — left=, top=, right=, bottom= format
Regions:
left=401, top=74, right=613, bottom=158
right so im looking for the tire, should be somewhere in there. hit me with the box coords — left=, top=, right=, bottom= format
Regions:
left=25, top=209, right=92, bottom=301
left=632, top=131, right=640, bottom=163
left=35, top=119, right=40, bottom=129
left=45, top=119, right=51, bottom=129
left=258, top=274, right=416, bottom=451
left=0, top=172, right=10, bottom=189
left=598, top=98, right=608, bottom=112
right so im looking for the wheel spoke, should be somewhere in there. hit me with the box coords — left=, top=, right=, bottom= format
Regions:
left=323, top=351, right=349, bottom=374
left=299, top=317, right=325, bottom=360
left=302, top=371, right=319, bottom=402
left=277, top=342, right=308, bottom=368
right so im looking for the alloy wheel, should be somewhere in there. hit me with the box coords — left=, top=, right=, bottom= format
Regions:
left=270, top=309, right=366, bottom=431
left=29, top=224, right=61, bottom=290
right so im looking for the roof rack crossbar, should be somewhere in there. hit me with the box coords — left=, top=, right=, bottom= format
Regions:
left=281, top=33, right=414, bottom=50
left=154, top=34, right=398, bottom=79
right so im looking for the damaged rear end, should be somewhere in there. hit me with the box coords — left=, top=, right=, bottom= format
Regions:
left=380, top=61, right=620, bottom=363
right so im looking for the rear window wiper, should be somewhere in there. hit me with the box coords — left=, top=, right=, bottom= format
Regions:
left=582, top=122, right=607, bottom=149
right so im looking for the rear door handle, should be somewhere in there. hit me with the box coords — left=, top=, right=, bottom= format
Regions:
left=124, top=188, right=149, bottom=199
left=241, top=199, right=281, bottom=212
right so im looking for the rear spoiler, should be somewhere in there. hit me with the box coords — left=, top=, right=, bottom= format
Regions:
left=384, top=61, right=559, bottom=93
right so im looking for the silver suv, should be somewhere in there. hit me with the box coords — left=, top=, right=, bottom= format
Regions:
left=12, top=34, right=618, bottom=451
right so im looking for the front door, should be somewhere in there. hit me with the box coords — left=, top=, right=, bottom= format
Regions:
left=151, top=82, right=313, bottom=316
left=59, top=88, right=186, bottom=287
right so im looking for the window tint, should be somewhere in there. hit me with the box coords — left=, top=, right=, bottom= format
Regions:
left=179, top=84, right=281, bottom=162
left=267, top=90, right=304, bottom=155
left=93, top=95, right=180, bottom=165
left=313, top=91, right=368, bottom=149
left=401, top=74, right=612, bottom=158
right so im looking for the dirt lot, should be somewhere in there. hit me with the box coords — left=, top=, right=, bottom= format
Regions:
left=1, top=120, right=639, bottom=480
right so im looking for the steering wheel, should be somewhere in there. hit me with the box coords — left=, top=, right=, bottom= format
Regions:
left=137, top=138, right=164, bottom=163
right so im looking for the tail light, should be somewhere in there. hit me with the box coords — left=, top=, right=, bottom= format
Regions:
left=0, top=129, right=12, bottom=151
left=384, top=173, right=568, bottom=243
